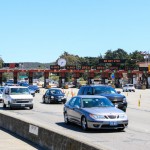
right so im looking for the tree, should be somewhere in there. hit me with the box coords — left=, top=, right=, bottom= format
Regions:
left=104, top=49, right=128, bottom=59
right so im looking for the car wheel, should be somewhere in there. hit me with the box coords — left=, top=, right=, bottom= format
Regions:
left=81, top=116, right=88, bottom=131
left=30, top=106, right=33, bottom=109
left=48, top=98, right=51, bottom=104
left=3, top=103, right=6, bottom=108
left=64, top=112, right=70, bottom=124
left=63, top=101, right=66, bottom=104
left=117, top=128, right=125, bottom=132
left=43, top=98, right=45, bottom=103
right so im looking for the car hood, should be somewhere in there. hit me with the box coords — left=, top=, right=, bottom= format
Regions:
left=10, top=95, right=33, bottom=99
left=82, top=107, right=124, bottom=114
left=99, top=93, right=125, bottom=101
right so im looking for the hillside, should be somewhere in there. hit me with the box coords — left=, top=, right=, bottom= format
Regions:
left=18, top=62, right=56, bottom=69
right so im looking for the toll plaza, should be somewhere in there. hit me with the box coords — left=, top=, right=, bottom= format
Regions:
left=0, top=60, right=150, bottom=88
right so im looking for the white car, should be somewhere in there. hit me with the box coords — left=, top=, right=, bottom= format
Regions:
left=2, top=86, right=34, bottom=109
left=122, top=84, right=135, bottom=92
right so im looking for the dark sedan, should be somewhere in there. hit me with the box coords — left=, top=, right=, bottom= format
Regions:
left=64, top=95, right=128, bottom=131
left=42, top=88, right=67, bottom=104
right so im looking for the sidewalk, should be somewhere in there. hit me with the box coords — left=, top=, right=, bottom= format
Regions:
left=0, top=128, right=42, bottom=150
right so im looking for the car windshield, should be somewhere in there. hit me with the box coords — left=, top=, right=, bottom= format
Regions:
left=94, top=86, right=116, bottom=94
left=50, top=89, right=63, bottom=94
left=82, top=98, right=114, bottom=108
left=10, top=88, right=30, bottom=95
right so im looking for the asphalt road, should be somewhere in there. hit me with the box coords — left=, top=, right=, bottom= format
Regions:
left=0, top=88, right=150, bottom=150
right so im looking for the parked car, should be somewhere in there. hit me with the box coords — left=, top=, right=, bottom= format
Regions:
left=77, top=85, right=127, bottom=112
left=122, top=84, right=135, bottom=92
left=42, top=88, right=67, bottom=104
left=64, top=95, right=128, bottom=131
left=2, top=86, right=34, bottom=109
left=28, top=85, right=40, bottom=93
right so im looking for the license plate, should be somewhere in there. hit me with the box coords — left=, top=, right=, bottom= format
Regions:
left=58, top=99, right=62, bottom=101
left=21, top=104, right=25, bottom=106
left=110, top=121, right=118, bottom=126
left=115, top=104, right=118, bottom=108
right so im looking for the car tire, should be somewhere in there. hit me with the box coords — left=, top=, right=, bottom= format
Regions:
left=30, top=106, right=33, bottom=109
left=117, top=128, right=125, bottom=132
left=64, top=112, right=70, bottom=124
left=63, top=101, right=66, bottom=104
left=48, top=98, right=51, bottom=104
left=43, top=98, right=45, bottom=103
left=81, top=116, right=88, bottom=131
left=3, top=103, right=6, bottom=108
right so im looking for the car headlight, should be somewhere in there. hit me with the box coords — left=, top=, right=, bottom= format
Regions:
left=119, top=114, right=127, bottom=119
left=89, top=114, right=105, bottom=120
left=51, top=96, right=54, bottom=99
left=123, top=97, right=127, bottom=103
left=29, top=99, right=33, bottom=102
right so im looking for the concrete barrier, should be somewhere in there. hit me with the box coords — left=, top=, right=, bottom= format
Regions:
left=0, top=112, right=103, bottom=150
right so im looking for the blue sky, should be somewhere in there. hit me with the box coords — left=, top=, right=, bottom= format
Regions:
left=0, top=0, right=150, bottom=63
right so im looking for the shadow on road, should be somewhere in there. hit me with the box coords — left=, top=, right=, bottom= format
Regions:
left=56, top=122, right=125, bottom=134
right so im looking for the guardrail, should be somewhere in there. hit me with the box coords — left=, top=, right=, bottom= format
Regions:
left=0, top=112, right=103, bottom=150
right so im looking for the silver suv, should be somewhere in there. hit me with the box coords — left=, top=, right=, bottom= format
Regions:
left=2, top=86, right=34, bottom=109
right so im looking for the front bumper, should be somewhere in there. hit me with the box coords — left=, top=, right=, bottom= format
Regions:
left=51, top=98, right=67, bottom=103
left=87, top=120, right=128, bottom=129
left=10, top=103, right=33, bottom=108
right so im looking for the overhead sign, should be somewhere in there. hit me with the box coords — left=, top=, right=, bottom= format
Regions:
left=50, top=65, right=60, bottom=70
left=99, top=59, right=126, bottom=63
left=109, top=66, right=118, bottom=70
left=81, top=65, right=91, bottom=70
left=139, top=67, right=148, bottom=71
left=65, top=66, right=76, bottom=70
left=96, top=66, right=105, bottom=70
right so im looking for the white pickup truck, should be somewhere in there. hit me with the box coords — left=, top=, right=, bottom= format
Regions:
left=2, top=86, right=34, bottom=109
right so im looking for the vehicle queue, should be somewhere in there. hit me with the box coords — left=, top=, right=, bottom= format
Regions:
left=0, top=81, right=129, bottom=132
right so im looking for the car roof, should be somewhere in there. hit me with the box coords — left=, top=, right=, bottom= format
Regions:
left=75, top=95, right=107, bottom=99
left=81, top=84, right=113, bottom=88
